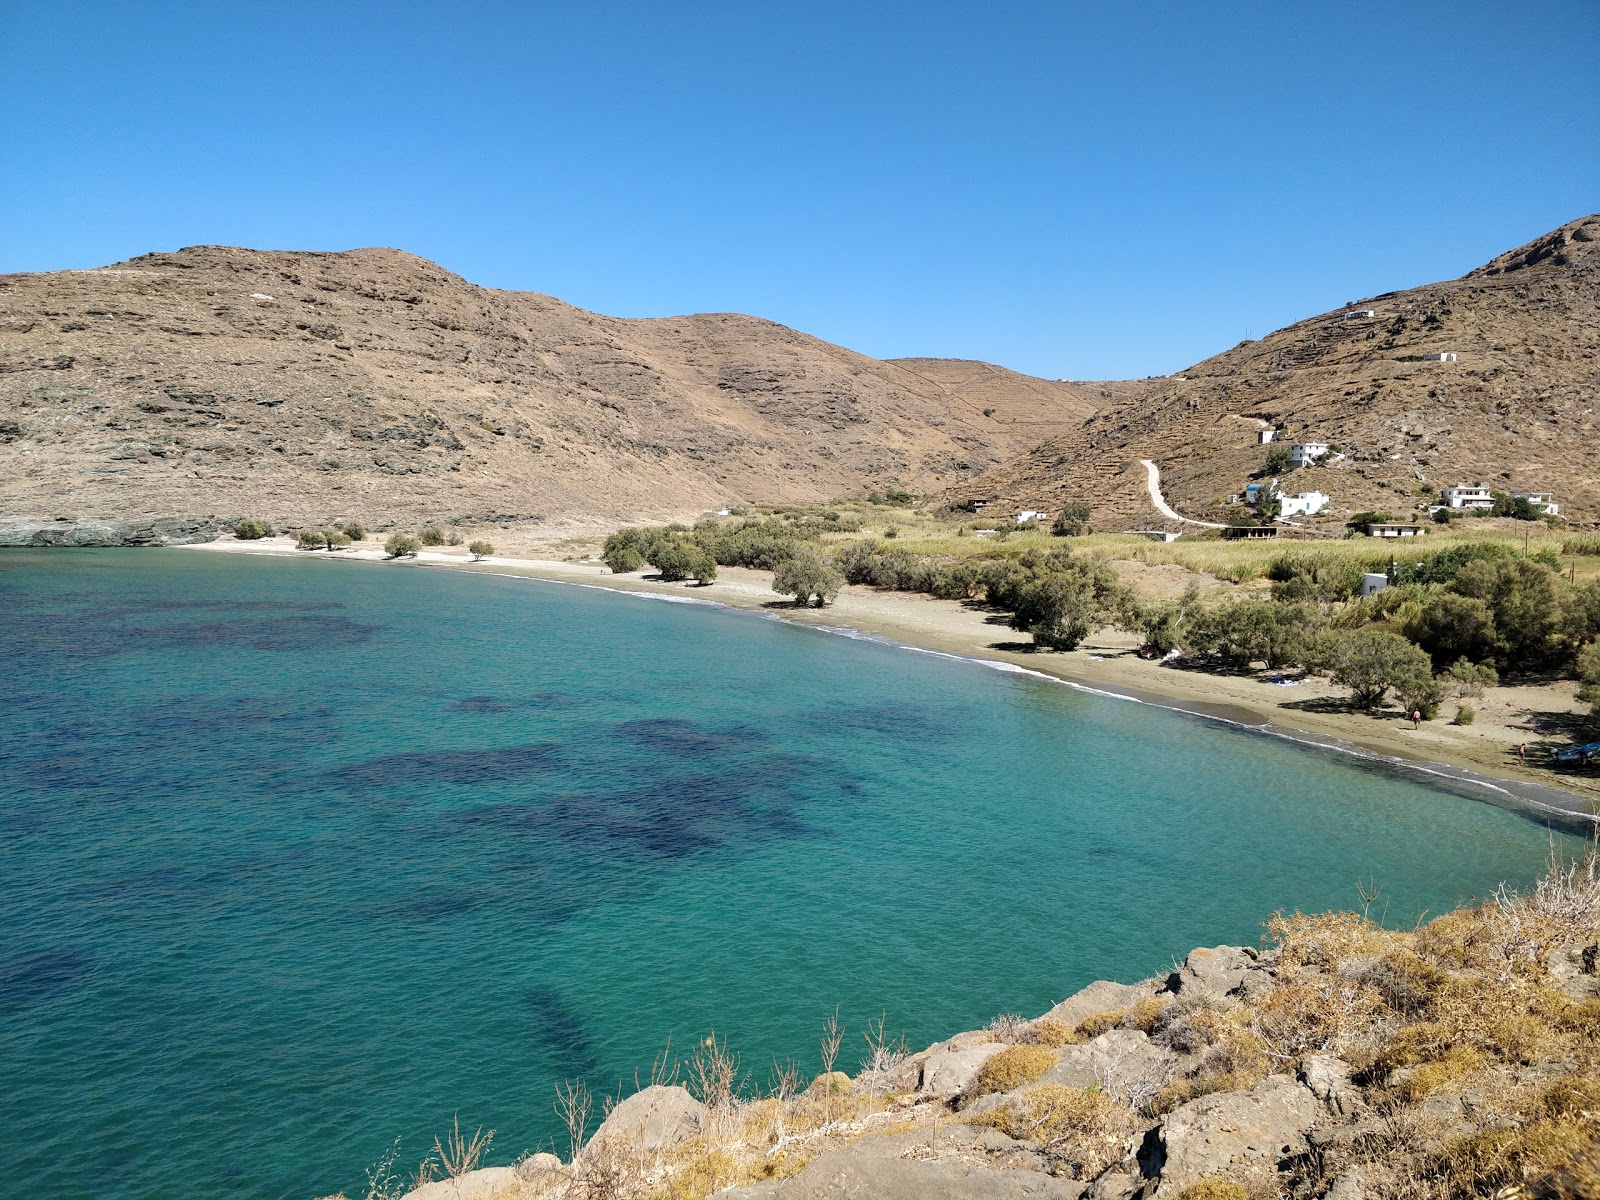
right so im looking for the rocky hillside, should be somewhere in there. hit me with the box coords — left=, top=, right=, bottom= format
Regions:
left=0, top=248, right=1101, bottom=533
left=944, top=215, right=1600, bottom=530
left=337, top=848, right=1600, bottom=1200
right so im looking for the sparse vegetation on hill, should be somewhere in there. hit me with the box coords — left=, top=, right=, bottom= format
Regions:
left=0, top=247, right=1101, bottom=529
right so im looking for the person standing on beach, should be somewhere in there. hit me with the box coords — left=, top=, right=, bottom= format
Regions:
left=1518, top=743, right=1527, bottom=764
left=1411, top=709, right=1422, bottom=730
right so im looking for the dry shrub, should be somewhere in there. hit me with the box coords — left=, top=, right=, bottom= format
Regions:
left=971, top=1083, right=1134, bottom=1179
left=1266, top=909, right=1397, bottom=969
left=988, top=1012, right=1031, bottom=1043
left=1027, top=1016, right=1078, bottom=1046
left=1074, top=1008, right=1126, bottom=1040
left=1254, top=972, right=1385, bottom=1060
left=1174, top=1181, right=1251, bottom=1200
left=966, top=1044, right=1057, bottom=1100
left=1389, top=1045, right=1485, bottom=1103
left=1422, top=1118, right=1599, bottom=1198
left=1152, top=1005, right=1272, bottom=1114
left=1124, top=995, right=1171, bottom=1032
left=1361, top=949, right=1451, bottom=1017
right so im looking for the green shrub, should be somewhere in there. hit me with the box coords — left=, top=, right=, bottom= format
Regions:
left=606, top=546, right=643, bottom=573
left=467, top=540, right=494, bottom=561
left=418, top=526, right=446, bottom=547
left=385, top=532, right=421, bottom=559
left=233, top=517, right=273, bottom=540
left=1052, top=502, right=1093, bottom=537
left=1453, top=705, right=1476, bottom=726
left=1331, top=627, right=1435, bottom=710
left=296, top=528, right=328, bottom=550
left=326, top=531, right=352, bottom=550
left=773, top=550, right=842, bottom=607
left=343, top=520, right=367, bottom=541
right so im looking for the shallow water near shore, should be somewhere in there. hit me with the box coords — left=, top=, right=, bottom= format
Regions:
left=0, top=550, right=1583, bottom=1200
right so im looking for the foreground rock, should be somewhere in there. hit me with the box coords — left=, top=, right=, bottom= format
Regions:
left=723, top=1126, right=1085, bottom=1199
left=1144, top=1074, right=1320, bottom=1195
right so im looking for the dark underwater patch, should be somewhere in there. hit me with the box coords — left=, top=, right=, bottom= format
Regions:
left=525, top=984, right=599, bottom=1076
left=147, top=696, right=338, bottom=737
left=615, top=718, right=766, bottom=757
left=367, top=887, right=489, bottom=923
left=448, top=692, right=571, bottom=714
left=330, top=742, right=566, bottom=789
left=796, top=703, right=950, bottom=742
left=0, top=608, right=385, bottom=659
left=0, top=947, right=94, bottom=1013
left=144, top=613, right=385, bottom=653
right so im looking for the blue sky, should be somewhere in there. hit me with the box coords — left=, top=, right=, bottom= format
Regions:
left=1, top=2, right=1594, bottom=380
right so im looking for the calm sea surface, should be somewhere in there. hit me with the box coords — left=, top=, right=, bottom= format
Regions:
left=0, top=550, right=1579, bottom=1199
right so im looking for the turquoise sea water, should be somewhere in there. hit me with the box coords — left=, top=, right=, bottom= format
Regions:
left=0, top=550, right=1580, bottom=1199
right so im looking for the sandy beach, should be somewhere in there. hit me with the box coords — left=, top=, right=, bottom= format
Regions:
left=178, top=537, right=1600, bottom=829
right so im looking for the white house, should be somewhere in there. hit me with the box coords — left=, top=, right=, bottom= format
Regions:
left=1279, top=491, right=1330, bottom=518
left=1366, top=523, right=1426, bottom=538
left=1512, top=492, right=1559, bottom=516
left=1258, top=429, right=1277, bottom=444
left=1423, top=352, right=1459, bottom=363
left=1014, top=509, right=1049, bottom=524
left=1442, top=483, right=1494, bottom=510
left=1361, top=573, right=1390, bottom=598
left=1344, top=309, right=1376, bottom=320
left=1289, top=442, right=1331, bottom=468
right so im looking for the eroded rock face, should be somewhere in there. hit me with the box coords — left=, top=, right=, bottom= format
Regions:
left=1167, top=946, right=1255, bottom=999
left=587, top=1084, right=706, bottom=1156
left=1146, top=1073, right=1320, bottom=1195
left=0, top=515, right=221, bottom=546
left=1300, top=1054, right=1364, bottom=1119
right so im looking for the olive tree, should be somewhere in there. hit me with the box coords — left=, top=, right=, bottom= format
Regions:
left=233, top=517, right=273, bottom=540
left=1331, top=627, right=1435, bottom=711
left=468, top=540, right=495, bottom=561
left=1051, top=502, right=1093, bottom=537
left=295, top=528, right=328, bottom=550
left=385, top=532, right=422, bottom=559
left=773, top=550, right=843, bottom=607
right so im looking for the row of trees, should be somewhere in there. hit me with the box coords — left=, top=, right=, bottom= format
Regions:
left=596, top=516, right=1600, bottom=722
left=234, top=517, right=498, bottom=561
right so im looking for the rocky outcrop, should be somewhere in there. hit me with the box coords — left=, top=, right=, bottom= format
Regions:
left=588, top=1084, right=706, bottom=1156
left=1143, top=1074, right=1320, bottom=1195
left=0, top=514, right=221, bottom=547
left=919, top=1041, right=1009, bottom=1099
left=1041, top=980, right=1156, bottom=1029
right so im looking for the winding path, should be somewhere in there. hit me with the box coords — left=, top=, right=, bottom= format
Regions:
left=1139, top=459, right=1228, bottom=529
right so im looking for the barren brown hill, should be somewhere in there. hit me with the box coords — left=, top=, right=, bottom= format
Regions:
left=0, top=247, right=1101, bottom=533
left=945, top=215, right=1600, bottom=530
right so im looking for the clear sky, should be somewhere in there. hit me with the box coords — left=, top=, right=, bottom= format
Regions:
left=1, top=2, right=1594, bottom=380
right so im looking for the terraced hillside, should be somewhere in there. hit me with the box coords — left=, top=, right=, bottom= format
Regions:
left=945, top=215, right=1600, bottom=530
left=0, top=247, right=1102, bottom=531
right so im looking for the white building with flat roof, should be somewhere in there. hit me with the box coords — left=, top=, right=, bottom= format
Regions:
left=1279, top=491, right=1330, bottom=518
left=1289, top=442, right=1330, bottom=468
left=1442, top=484, right=1494, bottom=510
